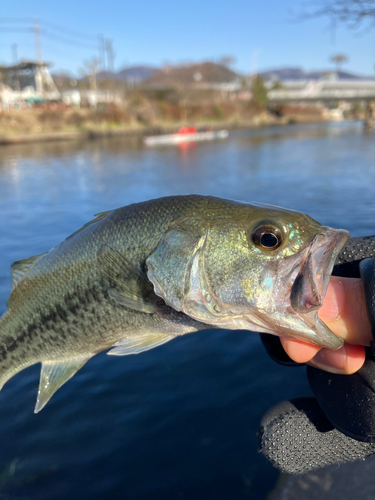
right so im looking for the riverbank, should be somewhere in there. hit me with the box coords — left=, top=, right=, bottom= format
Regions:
left=0, top=116, right=328, bottom=146
left=0, top=103, right=329, bottom=146
left=0, top=120, right=267, bottom=146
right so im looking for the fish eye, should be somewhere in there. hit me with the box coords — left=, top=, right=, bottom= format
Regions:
left=251, top=225, right=283, bottom=251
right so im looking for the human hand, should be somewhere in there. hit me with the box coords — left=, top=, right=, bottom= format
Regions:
left=281, top=276, right=372, bottom=374
left=259, top=255, right=375, bottom=473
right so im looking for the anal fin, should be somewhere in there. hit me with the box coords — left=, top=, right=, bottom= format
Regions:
left=107, top=333, right=175, bottom=356
left=35, top=355, right=92, bottom=413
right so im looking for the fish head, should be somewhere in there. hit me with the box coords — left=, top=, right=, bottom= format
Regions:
left=146, top=200, right=349, bottom=349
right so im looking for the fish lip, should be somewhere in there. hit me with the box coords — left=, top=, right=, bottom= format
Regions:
left=290, top=228, right=350, bottom=314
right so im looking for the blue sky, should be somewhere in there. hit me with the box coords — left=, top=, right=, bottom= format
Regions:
left=1, top=0, right=374, bottom=76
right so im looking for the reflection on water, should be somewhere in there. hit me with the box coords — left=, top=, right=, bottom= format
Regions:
left=0, top=120, right=374, bottom=500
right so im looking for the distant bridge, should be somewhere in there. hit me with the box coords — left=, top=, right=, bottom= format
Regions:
left=268, top=80, right=375, bottom=103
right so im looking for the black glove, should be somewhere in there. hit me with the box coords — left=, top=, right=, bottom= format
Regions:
left=259, top=236, right=375, bottom=474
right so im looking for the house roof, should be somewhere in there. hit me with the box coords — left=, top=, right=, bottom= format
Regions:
left=0, top=61, right=52, bottom=72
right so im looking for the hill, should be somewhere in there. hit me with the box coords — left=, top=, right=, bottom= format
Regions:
left=94, top=65, right=157, bottom=82
left=259, top=67, right=368, bottom=81
left=146, top=61, right=239, bottom=86
left=117, top=65, right=158, bottom=82
left=53, top=63, right=372, bottom=89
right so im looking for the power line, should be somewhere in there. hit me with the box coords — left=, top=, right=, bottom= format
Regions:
left=40, top=19, right=97, bottom=41
left=0, top=18, right=35, bottom=23
left=0, top=27, right=33, bottom=33
left=0, top=17, right=99, bottom=42
left=0, top=17, right=113, bottom=67
left=41, top=31, right=98, bottom=50
left=0, top=25, right=99, bottom=51
left=0, top=18, right=101, bottom=50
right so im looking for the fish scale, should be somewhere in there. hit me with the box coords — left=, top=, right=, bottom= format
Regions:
left=0, top=195, right=349, bottom=412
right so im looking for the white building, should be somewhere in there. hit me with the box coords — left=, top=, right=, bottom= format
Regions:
left=0, top=61, right=61, bottom=110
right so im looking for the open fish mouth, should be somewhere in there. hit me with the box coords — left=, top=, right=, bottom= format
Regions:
left=290, top=229, right=349, bottom=316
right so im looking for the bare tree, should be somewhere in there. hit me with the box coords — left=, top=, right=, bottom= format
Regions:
left=80, top=57, right=100, bottom=92
left=218, top=56, right=237, bottom=68
left=330, top=53, right=349, bottom=72
left=300, top=1, right=375, bottom=30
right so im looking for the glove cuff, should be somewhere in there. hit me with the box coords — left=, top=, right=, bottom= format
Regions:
left=259, top=397, right=375, bottom=474
left=360, top=258, right=375, bottom=353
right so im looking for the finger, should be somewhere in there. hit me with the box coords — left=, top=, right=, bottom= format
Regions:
left=308, top=344, right=366, bottom=375
left=319, top=277, right=372, bottom=346
left=280, top=337, right=366, bottom=374
left=280, top=337, right=320, bottom=363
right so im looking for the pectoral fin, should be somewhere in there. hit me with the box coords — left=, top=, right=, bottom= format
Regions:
left=107, top=333, right=175, bottom=356
left=98, top=245, right=156, bottom=313
left=35, top=355, right=92, bottom=413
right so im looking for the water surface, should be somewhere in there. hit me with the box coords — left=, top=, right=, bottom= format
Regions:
left=0, top=121, right=374, bottom=499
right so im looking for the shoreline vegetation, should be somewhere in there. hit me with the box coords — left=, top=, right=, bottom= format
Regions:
left=0, top=110, right=325, bottom=146
left=0, top=100, right=352, bottom=146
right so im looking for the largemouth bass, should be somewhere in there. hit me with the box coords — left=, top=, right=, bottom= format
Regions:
left=0, top=195, right=349, bottom=412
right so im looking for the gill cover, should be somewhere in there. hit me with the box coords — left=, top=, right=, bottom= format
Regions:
left=146, top=227, right=206, bottom=312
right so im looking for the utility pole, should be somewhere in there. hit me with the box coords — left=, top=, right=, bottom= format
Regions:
left=251, top=49, right=260, bottom=81
left=106, top=39, right=114, bottom=73
left=11, top=43, right=20, bottom=91
left=33, top=19, right=43, bottom=64
left=11, top=43, right=18, bottom=64
left=98, top=34, right=106, bottom=71
left=33, top=18, right=44, bottom=95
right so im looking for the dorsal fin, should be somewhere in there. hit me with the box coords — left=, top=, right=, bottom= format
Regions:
left=11, top=252, right=47, bottom=290
left=35, top=355, right=92, bottom=413
left=66, top=210, right=113, bottom=240
left=98, top=245, right=156, bottom=314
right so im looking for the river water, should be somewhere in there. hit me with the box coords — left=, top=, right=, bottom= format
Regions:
left=0, top=121, right=374, bottom=499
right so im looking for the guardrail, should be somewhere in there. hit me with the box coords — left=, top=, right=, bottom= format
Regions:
left=268, top=81, right=375, bottom=103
